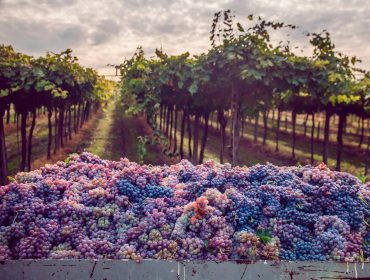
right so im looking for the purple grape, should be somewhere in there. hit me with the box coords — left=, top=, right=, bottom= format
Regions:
left=0, top=153, right=368, bottom=262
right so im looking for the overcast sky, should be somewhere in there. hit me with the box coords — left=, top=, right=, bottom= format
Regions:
left=0, top=0, right=369, bottom=76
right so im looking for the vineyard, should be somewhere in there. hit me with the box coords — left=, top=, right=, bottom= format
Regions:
left=120, top=12, right=370, bottom=178
left=0, top=46, right=115, bottom=186
left=1, top=9, right=370, bottom=271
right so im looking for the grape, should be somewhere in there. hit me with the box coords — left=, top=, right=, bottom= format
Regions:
left=0, top=152, right=369, bottom=262
left=0, top=244, right=11, bottom=260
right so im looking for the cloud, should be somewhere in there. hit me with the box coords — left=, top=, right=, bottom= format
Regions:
left=0, top=18, right=88, bottom=54
left=220, top=0, right=370, bottom=66
left=0, top=0, right=369, bottom=75
left=90, top=19, right=122, bottom=45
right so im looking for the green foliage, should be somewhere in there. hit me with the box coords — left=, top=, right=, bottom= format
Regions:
left=65, top=153, right=78, bottom=165
left=256, top=228, right=273, bottom=244
left=6, top=176, right=15, bottom=183
left=118, top=11, right=369, bottom=149
left=0, top=44, right=115, bottom=112
left=358, top=174, right=367, bottom=184
left=203, top=239, right=213, bottom=253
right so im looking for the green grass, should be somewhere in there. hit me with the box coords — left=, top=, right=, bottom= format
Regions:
left=86, top=99, right=172, bottom=165
left=159, top=112, right=368, bottom=177
left=5, top=113, right=50, bottom=175
left=156, top=116, right=288, bottom=167
left=238, top=119, right=368, bottom=177
left=4, top=103, right=368, bottom=178
left=85, top=101, right=116, bottom=159
left=4, top=100, right=173, bottom=176
left=5, top=108, right=102, bottom=175
left=269, top=111, right=369, bottom=150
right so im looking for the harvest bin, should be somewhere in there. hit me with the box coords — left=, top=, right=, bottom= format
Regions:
left=1, top=260, right=370, bottom=280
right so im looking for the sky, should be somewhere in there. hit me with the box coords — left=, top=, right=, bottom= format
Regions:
left=0, top=0, right=369, bottom=76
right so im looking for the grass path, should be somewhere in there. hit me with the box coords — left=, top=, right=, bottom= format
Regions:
left=86, top=99, right=173, bottom=165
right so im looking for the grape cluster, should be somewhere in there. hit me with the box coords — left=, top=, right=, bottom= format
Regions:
left=116, top=180, right=173, bottom=203
left=0, top=152, right=369, bottom=262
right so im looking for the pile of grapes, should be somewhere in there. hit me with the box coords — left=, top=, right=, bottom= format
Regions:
left=1, top=153, right=369, bottom=262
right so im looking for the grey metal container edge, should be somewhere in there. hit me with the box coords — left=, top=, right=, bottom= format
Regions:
left=1, top=260, right=370, bottom=280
